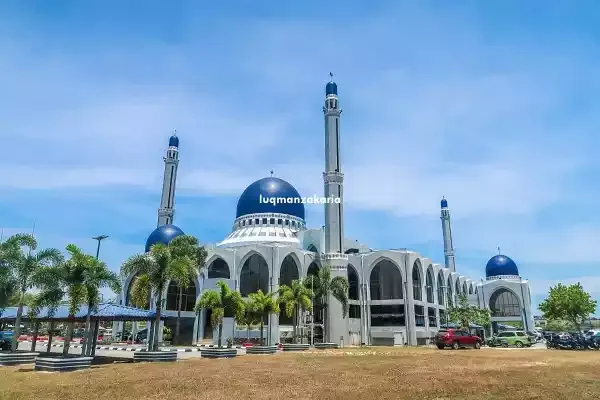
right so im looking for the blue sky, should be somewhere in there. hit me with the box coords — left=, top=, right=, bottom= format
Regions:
left=1, top=1, right=600, bottom=313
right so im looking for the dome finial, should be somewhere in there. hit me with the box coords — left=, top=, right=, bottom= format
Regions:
left=329, top=72, right=334, bottom=82
left=497, top=246, right=501, bottom=255
left=172, top=129, right=177, bottom=137
left=270, top=170, right=274, bottom=177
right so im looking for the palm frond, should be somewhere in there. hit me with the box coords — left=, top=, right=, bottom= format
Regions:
left=130, top=275, right=151, bottom=309
left=4, top=233, right=37, bottom=251
left=330, top=276, right=349, bottom=318
left=120, top=254, right=154, bottom=279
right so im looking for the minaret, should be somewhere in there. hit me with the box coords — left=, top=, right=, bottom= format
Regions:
left=440, top=197, right=456, bottom=272
left=323, top=73, right=345, bottom=255
left=322, top=73, right=348, bottom=346
left=157, top=132, right=179, bottom=227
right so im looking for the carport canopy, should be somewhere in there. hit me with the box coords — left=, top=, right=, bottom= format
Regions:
left=0, top=303, right=170, bottom=322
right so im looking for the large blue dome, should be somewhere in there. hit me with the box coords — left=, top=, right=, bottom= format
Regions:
left=145, top=224, right=184, bottom=253
left=486, top=255, right=519, bottom=278
left=236, top=177, right=305, bottom=219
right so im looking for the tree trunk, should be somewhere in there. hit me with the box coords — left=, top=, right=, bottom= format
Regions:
left=323, top=297, right=328, bottom=343
left=174, top=285, right=183, bottom=346
left=62, top=320, right=74, bottom=356
left=31, top=321, right=39, bottom=352
left=217, top=322, right=223, bottom=348
left=293, top=304, right=298, bottom=344
left=246, top=326, right=250, bottom=341
left=82, top=303, right=92, bottom=356
left=260, top=321, right=264, bottom=345
left=46, top=322, right=54, bottom=353
left=11, top=290, right=25, bottom=353
left=152, top=290, right=163, bottom=352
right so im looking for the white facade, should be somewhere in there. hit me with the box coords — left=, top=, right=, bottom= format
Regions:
left=114, top=78, right=534, bottom=346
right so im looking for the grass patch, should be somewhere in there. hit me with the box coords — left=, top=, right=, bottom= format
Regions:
left=1, top=348, right=600, bottom=399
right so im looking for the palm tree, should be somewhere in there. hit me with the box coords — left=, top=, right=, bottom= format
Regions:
left=247, top=290, right=280, bottom=346
left=278, top=280, right=313, bottom=344
left=240, top=300, right=261, bottom=343
left=3, top=233, right=63, bottom=353
left=167, top=235, right=207, bottom=346
left=194, top=280, right=244, bottom=348
left=81, top=258, right=121, bottom=356
left=120, top=242, right=196, bottom=351
left=303, top=266, right=348, bottom=343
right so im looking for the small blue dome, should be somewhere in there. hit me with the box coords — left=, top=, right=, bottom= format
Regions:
left=441, top=198, right=448, bottom=208
left=145, top=224, right=184, bottom=253
left=236, top=177, right=305, bottom=219
left=486, top=255, right=519, bottom=278
left=326, top=81, right=338, bottom=96
left=169, top=135, right=179, bottom=148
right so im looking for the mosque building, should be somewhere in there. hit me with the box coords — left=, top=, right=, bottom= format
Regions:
left=115, top=78, right=534, bottom=346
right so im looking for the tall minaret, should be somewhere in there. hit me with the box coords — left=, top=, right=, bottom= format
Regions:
left=440, top=197, right=456, bottom=272
left=322, top=74, right=348, bottom=346
left=323, top=73, right=345, bottom=255
left=157, top=132, right=179, bottom=227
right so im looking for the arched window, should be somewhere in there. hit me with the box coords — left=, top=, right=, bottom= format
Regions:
left=412, top=263, right=422, bottom=301
left=462, top=282, right=467, bottom=295
left=426, top=268, right=434, bottom=303
left=437, top=272, right=444, bottom=306
left=370, top=260, right=403, bottom=300
left=166, top=280, right=197, bottom=312
left=207, top=258, right=230, bottom=279
left=348, top=265, right=359, bottom=300
left=307, top=261, right=319, bottom=277
left=279, top=255, right=300, bottom=325
left=279, top=255, right=299, bottom=287
left=455, top=280, right=460, bottom=299
left=469, top=283, right=474, bottom=295
left=447, top=276, right=453, bottom=304
left=240, top=254, right=269, bottom=297
left=489, top=288, right=521, bottom=317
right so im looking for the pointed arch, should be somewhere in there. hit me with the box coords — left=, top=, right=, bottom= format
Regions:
left=412, top=261, right=423, bottom=301
left=239, top=253, right=269, bottom=297
left=437, top=271, right=444, bottom=306
left=279, top=254, right=300, bottom=287
left=425, top=266, right=434, bottom=303
left=207, top=257, right=230, bottom=279
left=469, top=283, right=474, bottom=295
left=370, top=258, right=403, bottom=300
left=348, top=264, right=359, bottom=300
left=489, top=287, right=521, bottom=317
left=307, top=261, right=320, bottom=277
left=447, top=276, right=453, bottom=304
left=462, top=282, right=467, bottom=296
left=455, top=279, right=460, bottom=298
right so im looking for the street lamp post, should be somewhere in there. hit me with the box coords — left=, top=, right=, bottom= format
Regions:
left=92, top=235, right=109, bottom=259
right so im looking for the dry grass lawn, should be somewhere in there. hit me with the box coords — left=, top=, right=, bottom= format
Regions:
left=1, top=347, right=600, bottom=400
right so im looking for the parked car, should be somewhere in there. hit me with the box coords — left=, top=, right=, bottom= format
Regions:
left=435, top=329, right=482, bottom=350
left=489, top=331, right=532, bottom=348
left=0, top=337, right=12, bottom=351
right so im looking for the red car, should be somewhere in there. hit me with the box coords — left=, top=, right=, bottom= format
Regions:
left=435, top=329, right=482, bottom=350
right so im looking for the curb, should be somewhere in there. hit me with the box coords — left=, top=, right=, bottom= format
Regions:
left=19, top=341, right=242, bottom=352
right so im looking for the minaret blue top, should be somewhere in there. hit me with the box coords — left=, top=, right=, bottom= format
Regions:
left=441, top=197, right=448, bottom=208
left=169, top=132, right=179, bottom=148
left=326, top=72, right=338, bottom=95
